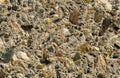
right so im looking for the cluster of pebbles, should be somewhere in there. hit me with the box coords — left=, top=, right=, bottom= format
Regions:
left=0, top=0, right=120, bottom=78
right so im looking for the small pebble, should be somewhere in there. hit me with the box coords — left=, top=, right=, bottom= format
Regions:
left=98, top=0, right=108, bottom=4
left=0, top=38, right=4, bottom=51
left=0, top=69, right=5, bottom=78
left=0, top=0, right=5, bottom=4
left=0, top=18, right=3, bottom=24
left=63, top=28, right=71, bottom=36
left=77, top=74, right=82, bottom=78
left=1, top=46, right=15, bottom=63
left=40, top=59, right=51, bottom=65
left=105, top=3, right=112, bottom=11
left=49, top=11, right=55, bottom=15
left=113, top=26, right=119, bottom=31
left=56, top=70, right=61, bottom=78
left=39, top=8, right=44, bottom=14
left=12, top=54, right=18, bottom=61
left=47, top=46, right=54, bottom=52
left=114, top=42, right=120, bottom=49
left=25, top=74, right=32, bottom=78
left=97, top=73, right=106, bottom=78
left=117, top=58, right=120, bottom=64
left=113, top=53, right=119, bottom=58
left=17, top=51, right=30, bottom=61
left=69, top=10, right=79, bottom=25
left=28, top=63, right=33, bottom=68
left=10, top=0, right=14, bottom=4
left=44, top=18, right=52, bottom=24
left=74, top=0, right=81, bottom=4
left=12, top=5, right=18, bottom=11
left=17, top=0, right=21, bottom=5
left=94, top=10, right=104, bottom=23
left=73, top=52, right=81, bottom=61
left=36, top=64, right=44, bottom=69
left=16, top=73, right=24, bottom=78
left=99, top=55, right=106, bottom=68
left=117, top=17, right=120, bottom=24
left=21, top=25, right=33, bottom=31
left=99, top=18, right=111, bottom=36
left=7, top=6, right=12, bottom=11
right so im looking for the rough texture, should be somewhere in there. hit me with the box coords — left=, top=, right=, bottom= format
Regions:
left=0, top=0, right=120, bottom=78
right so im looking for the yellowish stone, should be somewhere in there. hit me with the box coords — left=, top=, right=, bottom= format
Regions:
left=76, top=42, right=91, bottom=53
left=105, top=53, right=110, bottom=60
left=36, top=64, right=45, bottom=69
left=0, top=0, right=8, bottom=4
left=0, top=0, right=4, bottom=4
left=86, top=0, right=92, bottom=3
left=0, top=39, right=4, bottom=52
left=116, top=29, right=120, bottom=34
left=82, top=28, right=91, bottom=35
left=44, top=18, right=52, bottom=24
left=99, top=55, right=106, bottom=69
left=52, top=42, right=58, bottom=49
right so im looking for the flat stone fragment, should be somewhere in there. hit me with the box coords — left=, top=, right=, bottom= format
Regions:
left=17, top=51, right=30, bottom=61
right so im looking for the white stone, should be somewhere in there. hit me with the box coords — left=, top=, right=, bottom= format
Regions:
left=12, top=54, right=18, bottom=61
left=53, top=14, right=59, bottom=18
left=98, top=0, right=108, bottom=4
left=8, top=75, right=12, bottom=78
left=105, top=3, right=112, bottom=11
left=17, top=51, right=30, bottom=61
left=98, top=0, right=112, bottom=11
left=92, top=46, right=99, bottom=52
left=63, top=28, right=71, bottom=36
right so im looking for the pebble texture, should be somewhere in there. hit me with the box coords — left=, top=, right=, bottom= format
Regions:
left=0, top=0, right=120, bottom=78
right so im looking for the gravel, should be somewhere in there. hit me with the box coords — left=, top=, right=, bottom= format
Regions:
left=0, top=0, right=120, bottom=78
